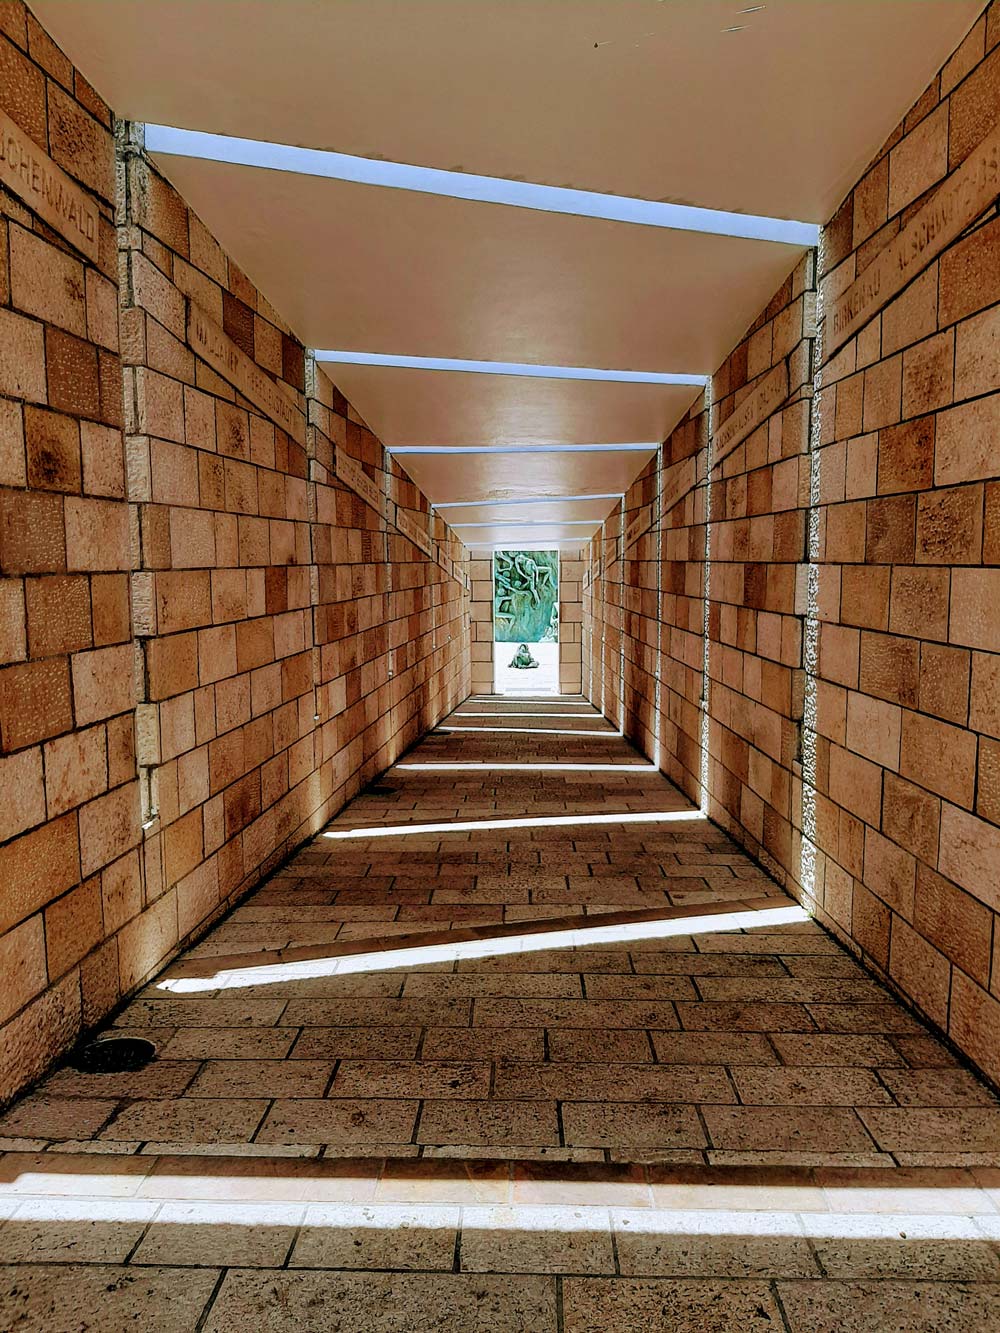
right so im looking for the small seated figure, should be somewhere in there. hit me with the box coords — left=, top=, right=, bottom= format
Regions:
left=509, top=643, right=539, bottom=669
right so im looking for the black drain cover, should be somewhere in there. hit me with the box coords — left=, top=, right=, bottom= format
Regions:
left=72, top=1037, right=156, bottom=1074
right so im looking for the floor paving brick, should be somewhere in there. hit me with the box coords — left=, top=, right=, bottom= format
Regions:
left=2, top=696, right=1000, bottom=1323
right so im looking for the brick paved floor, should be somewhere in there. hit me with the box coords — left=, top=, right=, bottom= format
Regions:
left=2, top=696, right=1000, bottom=1329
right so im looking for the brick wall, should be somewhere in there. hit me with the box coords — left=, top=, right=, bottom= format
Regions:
left=708, top=257, right=816, bottom=889
left=810, top=4, right=1000, bottom=1083
left=558, top=548, right=584, bottom=695
left=583, top=514, right=625, bottom=724
left=467, top=555, right=493, bottom=695
left=0, top=0, right=468, bottom=1105
left=0, top=3, right=129, bottom=1103
left=583, top=3, right=1000, bottom=1087
left=658, top=402, right=710, bottom=805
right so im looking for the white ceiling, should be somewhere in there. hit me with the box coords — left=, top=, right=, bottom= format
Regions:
left=143, top=155, right=804, bottom=372
left=31, top=0, right=985, bottom=549
left=33, top=0, right=982, bottom=218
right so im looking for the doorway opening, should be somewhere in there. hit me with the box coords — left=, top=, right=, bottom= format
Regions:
left=493, top=549, right=559, bottom=694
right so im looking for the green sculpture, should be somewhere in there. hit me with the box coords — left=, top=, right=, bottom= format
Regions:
left=509, top=643, right=539, bottom=670
left=493, top=550, right=558, bottom=643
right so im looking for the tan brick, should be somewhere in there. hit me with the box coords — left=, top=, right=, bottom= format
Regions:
left=865, top=494, right=915, bottom=564
left=130, top=159, right=189, bottom=255
left=0, top=396, right=26, bottom=487
left=949, top=970, right=1000, bottom=1087
left=79, top=935, right=119, bottom=1028
left=0, top=656, right=73, bottom=749
left=859, top=632, right=919, bottom=707
left=887, top=102, right=948, bottom=215
left=0, top=973, right=80, bottom=1105
left=159, top=691, right=195, bottom=761
left=935, top=395, right=1000, bottom=487
left=900, top=329, right=953, bottom=417
left=0, top=744, right=45, bottom=841
left=116, top=890, right=177, bottom=992
left=888, top=567, right=949, bottom=641
left=852, top=157, right=888, bottom=248
left=197, top=624, right=237, bottom=685
left=976, top=731, right=1000, bottom=822
left=162, top=806, right=203, bottom=888
left=176, top=857, right=219, bottom=938
left=0, top=488, right=65, bottom=574
left=938, top=802, right=1000, bottom=910
left=78, top=780, right=140, bottom=877
left=883, top=770, right=940, bottom=865
left=915, top=863, right=991, bottom=986
left=86, top=268, right=119, bottom=351
left=876, top=416, right=934, bottom=495
left=954, top=302, right=1000, bottom=400
left=44, top=875, right=103, bottom=978
left=91, top=573, right=130, bottom=645
left=941, top=13, right=985, bottom=95
left=0, top=578, right=26, bottom=662
left=106, top=711, right=136, bottom=787
left=0, top=912, right=47, bottom=1025
left=888, top=915, right=949, bottom=1030
left=168, top=506, right=216, bottom=568
left=25, top=574, right=91, bottom=657
left=840, top=565, right=888, bottom=630
left=881, top=268, right=938, bottom=357
left=863, top=827, right=916, bottom=917
left=824, top=501, right=866, bottom=563
left=986, top=483, right=1000, bottom=564
left=851, top=879, right=890, bottom=968
left=65, top=496, right=130, bottom=571
left=0, top=23, right=46, bottom=143
left=101, top=849, right=141, bottom=933
left=155, top=570, right=212, bottom=634
left=130, top=250, right=185, bottom=337
left=938, top=214, right=1000, bottom=325
left=216, top=400, right=251, bottom=460
left=916, top=485, right=983, bottom=564
left=135, top=368, right=185, bottom=442
left=948, top=40, right=1000, bottom=169
left=899, top=710, right=977, bottom=808
left=72, top=643, right=133, bottom=725
left=845, top=691, right=900, bottom=770
left=46, top=328, right=100, bottom=418
left=145, top=631, right=199, bottom=700
left=9, top=224, right=86, bottom=336
left=80, top=421, right=125, bottom=498
left=0, top=306, right=47, bottom=403
left=47, top=80, right=113, bottom=201
left=24, top=405, right=81, bottom=494
left=970, top=651, right=1000, bottom=738
left=44, top=723, right=108, bottom=817
left=862, top=355, right=901, bottom=432
left=919, top=641, right=970, bottom=725
left=0, top=811, right=80, bottom=936
left=950, top=569, right=1000, bottom=651
left=828, top=743, right=882, bottom=825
